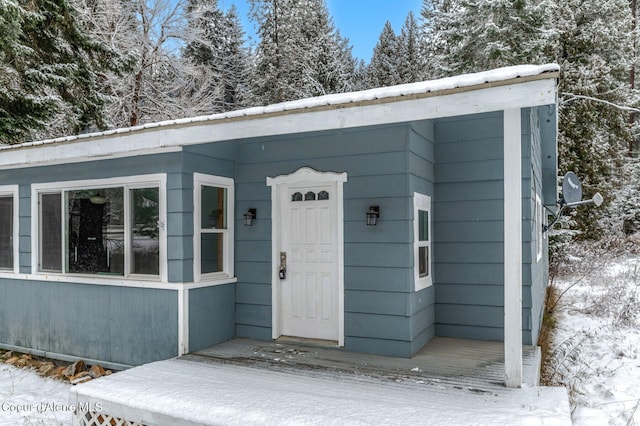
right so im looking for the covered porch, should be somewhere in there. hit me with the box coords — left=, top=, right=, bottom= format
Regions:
left=192, top=337, right=542, bottom=389
left=69, top=337, right=571, bottom=425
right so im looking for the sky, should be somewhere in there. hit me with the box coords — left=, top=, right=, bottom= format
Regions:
left=218, top=0, right=424, bottom=62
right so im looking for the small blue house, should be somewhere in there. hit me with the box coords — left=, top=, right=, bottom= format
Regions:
left=0, top=64, right=559, bottom=386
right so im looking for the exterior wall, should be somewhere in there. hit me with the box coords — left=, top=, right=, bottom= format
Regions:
left=188, top=284, right=235, bottom=353
left=0, top=108, right=553, bottom=362
left=176, top=142, right=237, bottom=283
left=0, top=151, right=234, bottom=365
left=231, top=124, right=430, bottom=357
left=434, top=112, right=506, bottom=341
left=0, top=279, right=178, bottom=367
left=408, top=121, right=436, bottom=354
left=433, top=111, right=539, bottom=344
left=527, top=107, right=551, bottom=344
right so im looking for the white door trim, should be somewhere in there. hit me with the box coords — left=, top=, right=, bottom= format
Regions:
left=267, top=167, right=347, bottom=346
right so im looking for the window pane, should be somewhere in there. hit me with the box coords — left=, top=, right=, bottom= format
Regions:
left=201, top=186, right=227, bottom=229
left=0, top=197, right=13, bottom=269
left=131, top=188, right=159, bottom=275
left=418, top=210, right=429, bottom=241
left=41, top=193, right=62, bottom=271
left=201, top=233, right=223, bottom=273
left=419, top=246, right=429, bottom=277
left=67, top=188, right=124, bottom=275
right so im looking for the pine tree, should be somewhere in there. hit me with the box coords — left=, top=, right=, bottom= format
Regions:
left=421, top=0, right=553, bottom=77
left=554, top=0, right=636, bottom=238
left=219, top=6, right=254, bottom=109
left=249, top=0, right=355, bottom=104
left=397, top=11, right=422, bottom=83
left=183, top=0, right=253, bottom=113
left=367, top=21, right=401, bottom=88
left=0, top=0, right=118, bottom=144
left=296, top=0, right=356, bottom=96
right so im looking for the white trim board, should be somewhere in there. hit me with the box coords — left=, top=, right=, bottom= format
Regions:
left=0, top=185, right=19, bottom=274
left=503, top=108, right=523, bottom=388
left=0, top=78, right=557, bottom=170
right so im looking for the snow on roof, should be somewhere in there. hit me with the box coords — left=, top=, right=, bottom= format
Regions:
left=0, top=63, right=559, bottom=152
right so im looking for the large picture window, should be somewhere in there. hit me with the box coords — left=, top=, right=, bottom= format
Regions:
left=194, top=174, right=234, bottom=281
left=33, top=176, right=165, bottom=280
left=414, top=193, right=433, bottom=290
left=0, top=187, right=18, bottom=272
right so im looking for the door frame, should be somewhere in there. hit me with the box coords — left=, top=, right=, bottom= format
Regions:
left=266, top=167, right=347, bottom=346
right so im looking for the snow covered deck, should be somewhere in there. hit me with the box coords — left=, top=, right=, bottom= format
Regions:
left=69, top=338, right=571, bottom=425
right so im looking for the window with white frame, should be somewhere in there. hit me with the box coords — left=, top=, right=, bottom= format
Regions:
left=535, top=193, right=543, bottom=262
left=194, top=174, right=234, bottom=281
left=0, top=186, right=18, bottom=272
left=33, top=175, right=165, bottom=279
left=414, top=193, right=433, bottom=290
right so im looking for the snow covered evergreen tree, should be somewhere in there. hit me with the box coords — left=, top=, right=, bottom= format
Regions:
left=249, top=0, right=355, bottom=104
left=0, top=0, right=119, bottom=144
left=554, top=0, right=635, bottom=238
left=366, top=12, right=423, bottom=88
left=421, top=0, right=553, bottom=77
left=397, top=11, right=423, bottom=83
left=183, top=1, right=253, bottom=113
left=367, top=21, right=401, bottom=87
left=297, top=0, right=356, bottom=96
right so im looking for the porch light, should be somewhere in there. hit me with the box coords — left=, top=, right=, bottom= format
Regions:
left=244, top=208, right=257, bottom=226
left=366, top=206, right=380, bottom=226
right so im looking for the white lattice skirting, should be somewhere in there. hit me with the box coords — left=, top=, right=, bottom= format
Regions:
left=74, top=409, right=145, bottom=426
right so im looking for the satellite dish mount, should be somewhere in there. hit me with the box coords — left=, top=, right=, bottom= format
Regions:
left=543, top=172, right=604, bottom=232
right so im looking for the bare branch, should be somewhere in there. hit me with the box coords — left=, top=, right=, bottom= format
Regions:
left=561, top=92, right=640, bottom=113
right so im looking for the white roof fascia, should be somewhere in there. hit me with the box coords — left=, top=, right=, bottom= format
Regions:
left=0, top=68, right=558, bottom=170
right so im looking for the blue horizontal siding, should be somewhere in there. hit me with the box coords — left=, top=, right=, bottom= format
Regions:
left=229, top=124, right=420, bottom=357
left=0, top=279, right=178, bottom=366
left=189, top=284, right=235, bottom=352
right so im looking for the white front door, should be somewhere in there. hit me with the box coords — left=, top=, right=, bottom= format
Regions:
left=267, top=168, right=346, bottom=345
left=281, top=185, right=338, bottom=340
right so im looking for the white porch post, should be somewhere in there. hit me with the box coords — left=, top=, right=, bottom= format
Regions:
left=178, top=287, right=189, bottom=356
left=504, top=108, right=523, bottom=388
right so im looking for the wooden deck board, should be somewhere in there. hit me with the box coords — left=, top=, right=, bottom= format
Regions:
left=191, top=336, right=541, bottom=392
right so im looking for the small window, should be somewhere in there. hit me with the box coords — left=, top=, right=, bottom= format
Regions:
left=418, top=210, right=429, bottom=277
left=414, top=193, right=432, bottom=290
left=535, top=193, right=543, bottom=262
left=0, top=190, right=17, bottom=271
left=292, top=192, right=303, bottom=202
left=194, top=174, right=234, bottom=281
left=305, top=191, right=316, bottom=201
left=318, top=191, right=329, bottom=200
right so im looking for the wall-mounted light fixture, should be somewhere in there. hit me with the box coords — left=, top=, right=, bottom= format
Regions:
left=244, top=208, right=257, bottom=226
left=366, top=206, right=380, bottom=226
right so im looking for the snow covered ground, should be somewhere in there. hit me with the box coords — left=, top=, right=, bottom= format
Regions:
left=549, top=249, right=640, bottom=425
left=4, top=243, right=639, bottom=425
left=0, top=363, right=71, bottom=425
